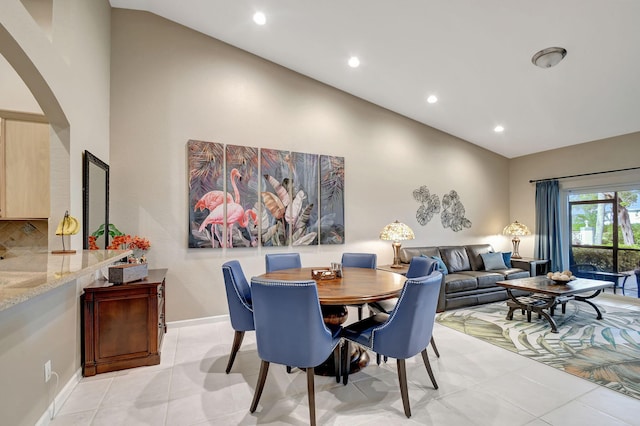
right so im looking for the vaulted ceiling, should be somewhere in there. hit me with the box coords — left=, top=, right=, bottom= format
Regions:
left=110, top=0, right=640, bottom=158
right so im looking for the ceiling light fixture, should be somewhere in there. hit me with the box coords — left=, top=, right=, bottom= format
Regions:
left=348, top=56, right=360, bottom=68
left=253, top=11, right=266, bottom=25
left=532, top=47, right=567, bottom=68
left=426, top=95, right=438, bottom=104
left=494, top=125, right=504, bottom=133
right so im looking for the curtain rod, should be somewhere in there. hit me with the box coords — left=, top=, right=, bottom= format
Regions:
left=529, top=166, right=640, bottom=184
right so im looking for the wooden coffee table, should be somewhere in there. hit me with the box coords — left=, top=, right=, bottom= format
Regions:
left=496, top=276, right=614, bottom=333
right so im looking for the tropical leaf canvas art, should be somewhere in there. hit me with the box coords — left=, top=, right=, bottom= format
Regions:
left=260, top=149, right=319, bottom=246
left=290, top=152, right=318, bottom=246
left=225, top=145, right=259, bottom=248
left=319, top=155, right=344, bottom=244
left=188, top=140, right=225, bottom=248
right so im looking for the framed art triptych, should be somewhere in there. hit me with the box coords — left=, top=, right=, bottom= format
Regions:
left=187, top=140, right=344, bottom=249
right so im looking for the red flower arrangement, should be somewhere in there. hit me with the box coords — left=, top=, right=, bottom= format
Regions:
left=88, top=235, right=99, bottom=250
left=89, top=224, right=151, bottom=263
left=107, top=234, right=151, bottom=251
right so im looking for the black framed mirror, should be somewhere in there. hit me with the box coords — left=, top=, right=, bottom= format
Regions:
left=83, top=151, right=109, bottom=249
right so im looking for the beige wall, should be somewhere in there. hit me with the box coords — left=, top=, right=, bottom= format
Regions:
left=509, top=133, right=640, bottom=262
left=0, top=1, right=111, bottom=424
left=110, top=9, right=513, bottom=321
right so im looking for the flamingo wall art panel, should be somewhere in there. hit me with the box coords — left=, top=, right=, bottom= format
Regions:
left=188, top=140, right=225, bottom=248
left=290, top=152, right=319, bottom=246
left=225, top=145, right=259, bottom=248
left=319, top=155, right=345, bottom=244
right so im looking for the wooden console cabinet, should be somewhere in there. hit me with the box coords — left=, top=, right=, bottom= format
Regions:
left=82, top=268, right=167, bottom=376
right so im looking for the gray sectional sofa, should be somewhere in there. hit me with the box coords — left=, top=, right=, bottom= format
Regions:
left=399, top=244, right=530, bottom=312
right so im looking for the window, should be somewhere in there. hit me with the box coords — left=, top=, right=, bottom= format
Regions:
left=569, top=190, right=640, bottom=272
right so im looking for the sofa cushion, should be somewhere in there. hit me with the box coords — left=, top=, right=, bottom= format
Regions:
left=465, top=244, right=493, bottom=271
left=399, top=246, right=440, bottom=264
left=439, top=246, right=471, bottom=273
left=444, top=273, right=477, bottom=293
left=457, top=270, right=504, bottom=288
left=502, top=251, right=512, bottom=268
left=481, top=252, right=507, bottom=270
left=465, top=244, right=494, bottom=271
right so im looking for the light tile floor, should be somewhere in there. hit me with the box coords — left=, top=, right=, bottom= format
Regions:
left=52, top=294, right=640, bottom=426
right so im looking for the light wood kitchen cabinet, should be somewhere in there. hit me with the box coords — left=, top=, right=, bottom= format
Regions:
left=0, top=116, right=50, bottom=219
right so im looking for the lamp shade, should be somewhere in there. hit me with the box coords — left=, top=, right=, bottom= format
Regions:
left=380, top=220, right=415, bottom=242
left=502, top=220, right=531, bottom=236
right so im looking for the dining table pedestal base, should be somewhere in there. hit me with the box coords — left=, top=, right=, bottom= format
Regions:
left=314, top=305, right=369, bottom=376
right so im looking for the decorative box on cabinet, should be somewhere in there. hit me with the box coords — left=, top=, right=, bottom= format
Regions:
left=82, top=268, right=167, bottom=376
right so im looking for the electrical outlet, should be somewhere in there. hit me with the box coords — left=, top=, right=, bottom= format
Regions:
left=44, top=360, right=52, bottom=382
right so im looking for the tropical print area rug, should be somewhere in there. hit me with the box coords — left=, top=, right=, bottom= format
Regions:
left=436, top=296, right=640, bottom=400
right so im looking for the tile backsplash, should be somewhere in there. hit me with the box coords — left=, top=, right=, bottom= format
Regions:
left=0, top=220, right=48, bottom=258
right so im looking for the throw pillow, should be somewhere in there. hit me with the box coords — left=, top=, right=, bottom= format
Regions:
left=502, top=251, right=512, bottom=268
left=481, top=252, right=507, bottom=270
left=422, top=254, right=448, bottom=275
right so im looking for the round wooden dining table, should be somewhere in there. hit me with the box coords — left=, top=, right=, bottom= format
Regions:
left=255, top=266, right=407, bottom=374
left=256, top=266, right=407, bottom=305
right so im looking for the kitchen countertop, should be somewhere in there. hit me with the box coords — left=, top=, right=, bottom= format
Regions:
left=0, top=250, right=131, bottom=312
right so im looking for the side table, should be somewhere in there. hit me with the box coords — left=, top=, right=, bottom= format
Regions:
left=511, top=258, right=550, bottom=277
left=377, top=264, right=409, bottom=275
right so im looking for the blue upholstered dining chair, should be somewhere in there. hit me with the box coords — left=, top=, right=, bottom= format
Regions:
left=341, top=252, right=377, bottom=269
left=340, top=271, right=442, bottom=418
left=249, top=277, right=342, bottom=426
left=341, top=252, right=377, bottom=319
left=369, top=255, right=441, bottom=364
left=265, top=252, right=302, bottom=272
left=221, top=260, right=254, bottom=374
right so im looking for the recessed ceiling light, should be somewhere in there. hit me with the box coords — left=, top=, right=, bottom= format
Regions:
left=426, top=95, right=438, bottom=104
left=253, top=11, right=266, bottom=25
left=348, top=56, right=360, bottom=68
left=494, top=125, right=505, bottom=133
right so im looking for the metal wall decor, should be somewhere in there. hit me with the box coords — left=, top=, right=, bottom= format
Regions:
left=413, top=185, right=440, bottom=226
left=441, top=190, right=472, bottom=232
left=412, top=186, right=472, bottom=232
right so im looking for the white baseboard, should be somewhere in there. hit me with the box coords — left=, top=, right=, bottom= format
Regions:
left=167, top=314, right=229, bottom=328
left=35, top=368, right=82, bottom=426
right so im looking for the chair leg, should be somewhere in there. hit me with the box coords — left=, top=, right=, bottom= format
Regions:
left=334, top=344, right=341, bottom=383
left=357, top=305, right=363, bottom=320
left=397, top=359, right=411, bottom=418
left=286, top=366, right=292, bottom=374
left=376, top=353, right=381, bottom=365
left=307, top=367, right=316, bottom=426
left=341, top=341, right=349, bottom=385
left=225, top=330, right=245, bottom=374
left=430, top=336, right=440, bottom=358
left=420, top=349, right=439, bottom=389
left=250, top=360, right=270, bottom=413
